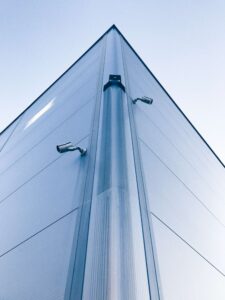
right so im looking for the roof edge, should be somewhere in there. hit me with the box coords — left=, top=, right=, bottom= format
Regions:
left=0, top=25, right=117, bottom=136
left=114, top=27, right=225, bottom=168
left=1, top=25, right=224, bottom=168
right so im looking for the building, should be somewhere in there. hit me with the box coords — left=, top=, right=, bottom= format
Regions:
left=0, top=25, right=225, bottom=299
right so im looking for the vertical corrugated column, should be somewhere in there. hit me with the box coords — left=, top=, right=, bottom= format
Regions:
left=120, top=35, right=162, bottom=300
left=82, top=29, right=150, bottom=300
left=83, top=79, right=136, bottom=300
left=65, top=36, right=107, bottom=300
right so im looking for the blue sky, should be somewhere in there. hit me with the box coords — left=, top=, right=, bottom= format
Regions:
left=0, top=0, right=225, bottom=162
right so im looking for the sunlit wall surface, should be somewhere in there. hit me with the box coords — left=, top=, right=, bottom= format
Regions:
left=0, top=26, right=224, bottom=300
left=121, top=31, right=225, bottom=299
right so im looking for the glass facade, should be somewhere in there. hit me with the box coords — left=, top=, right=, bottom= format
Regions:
left=0, top=25, right=224, bottom=299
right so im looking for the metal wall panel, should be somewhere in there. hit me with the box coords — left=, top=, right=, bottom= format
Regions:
left=0, top=34, right=104, bottom=299
left=0, top=137, right=88, bottom=256
left=121, top=40, right=225, bottom=196
left=152, top=215, right=225, bottom=300
left=0, top=102, right=93, bottom=202
left=135, top=109, right=225, bottom=225
left=121, top=35, right=225, bottom=298
left=2, top=39, right=104, bottom=153
left=140, top=141, right=225, bottom=275
left=0, top=211, right=78, bottom=300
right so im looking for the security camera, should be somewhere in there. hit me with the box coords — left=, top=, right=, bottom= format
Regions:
left=132, top=96, right=153, bottom=105
left=56, top=142, right=87, bottom=156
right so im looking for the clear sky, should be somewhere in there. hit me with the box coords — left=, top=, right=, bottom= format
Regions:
left=0, top=0, right=225, bottom=162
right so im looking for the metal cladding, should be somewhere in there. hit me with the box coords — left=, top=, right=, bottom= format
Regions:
left=0, top=26, right=225, bottom=299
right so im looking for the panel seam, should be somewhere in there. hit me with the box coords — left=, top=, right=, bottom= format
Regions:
left=139, top=137, right=225, bottom=229
left=151, top=212, right=225, bottom=277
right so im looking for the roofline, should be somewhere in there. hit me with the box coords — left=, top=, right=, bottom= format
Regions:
left=114, top=27, right=225, bottom=169
left=1, top=24, right=224, bottom=168
left=0, top=25, right=116, bottom=136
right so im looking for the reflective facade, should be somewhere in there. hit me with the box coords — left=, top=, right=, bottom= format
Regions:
left=0, top=25, right=225, bottom=299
